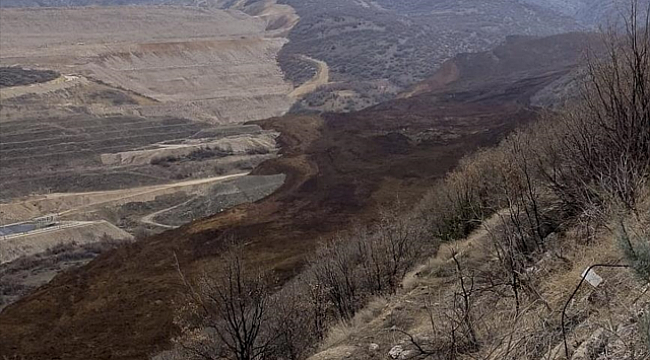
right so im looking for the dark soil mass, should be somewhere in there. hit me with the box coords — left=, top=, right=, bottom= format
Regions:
left=0, top=67, right=59, bottom=88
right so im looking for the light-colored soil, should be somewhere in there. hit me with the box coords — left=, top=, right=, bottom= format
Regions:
left=290, top=55, right=330, bottom=98
left=0, top=3, right=299, bottom=123
left=100, top=132, right=278, bottom=166
left=0, top=75, right=89, bottom=101
left=0, top=173, right=249, bottom=223
left=0, top=220, right=133, bottom=264
left=140, top=198, right=195, bottom=229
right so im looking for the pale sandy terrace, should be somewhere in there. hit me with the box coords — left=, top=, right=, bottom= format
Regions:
left=0, top=4, right=297, bottom=123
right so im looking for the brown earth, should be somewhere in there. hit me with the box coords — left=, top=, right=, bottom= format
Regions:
left=0, top=34, right=589, bottom=360
left=402, top=32, right=598, bottom=98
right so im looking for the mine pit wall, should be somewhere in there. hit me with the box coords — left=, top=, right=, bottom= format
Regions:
left=100, top=131, right=279, bottom=166
left=0, top=221, right=133, bottom=265
left=0, top=1, right=302, bottom=124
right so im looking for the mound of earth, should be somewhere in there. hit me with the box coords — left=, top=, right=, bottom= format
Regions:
left=402, top=32, right=600, bottom=99
left=0, top=31, right=591, bottom=360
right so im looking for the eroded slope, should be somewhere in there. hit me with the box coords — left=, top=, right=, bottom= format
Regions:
left=0, top=4, right=295, bottom=123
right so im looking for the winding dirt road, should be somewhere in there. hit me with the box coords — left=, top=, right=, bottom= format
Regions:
left=140, top=197, right=197, bottom=229
left=289, top=55, right=330, bottom=98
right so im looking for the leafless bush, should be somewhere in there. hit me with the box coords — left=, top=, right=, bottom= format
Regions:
left=418, top=148, right=505, bottom=242
left=393, top=254, right=483, bottom=360
left=268, top=282, right=322, bottom=360
left=304, top=203, right=426, bottom=324
left=174, top=243, right=278, bottom=360
left=357, top=206, right=423, bottom=296
left=541, top=3, right=650, bottom=215
left=307, top=235, right=361, bottom=321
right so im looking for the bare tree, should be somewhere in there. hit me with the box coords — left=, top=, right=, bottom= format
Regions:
left=356, top=205, right=422, bottom=296
left=545, top=2, right=650, bottom=214
left=174, top=243, right=277, bottom=360
left=307, top=236, right=360, bottom=320
left=269, top=282, right=321, bottom=360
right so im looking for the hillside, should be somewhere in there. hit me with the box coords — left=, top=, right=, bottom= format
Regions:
left=299, top=16, right=650, bottom=359
left=0, top=32, right=593, bottom=360
left=279, top=0, right=584, bottom=112
left=401, top=32, right=597, bottom=99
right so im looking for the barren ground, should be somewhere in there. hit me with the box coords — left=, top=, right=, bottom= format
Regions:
left=0, top=1, right=302, bottom=317
left=0, top=3, right=297, bottom=123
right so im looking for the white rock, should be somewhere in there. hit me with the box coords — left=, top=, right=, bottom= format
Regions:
left=368, top=343, right=380, bottom=352
left=389, top=345, right=404, bottom=359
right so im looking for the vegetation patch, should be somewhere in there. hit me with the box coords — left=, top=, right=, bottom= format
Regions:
left=0, top=67, right=59, bottom=88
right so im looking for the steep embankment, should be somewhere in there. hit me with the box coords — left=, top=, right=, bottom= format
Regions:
left=0, top=33, right=592, bottom=360
left=0, top=3, right=298, bottom=123
left=402, top=32, right=597, bottom=99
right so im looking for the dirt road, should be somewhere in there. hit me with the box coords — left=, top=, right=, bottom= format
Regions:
left=140, top=197, right=197, bottom=229
left=0, top=173, right=249, bottom=222
left=289, top=55, right=330, bottom=98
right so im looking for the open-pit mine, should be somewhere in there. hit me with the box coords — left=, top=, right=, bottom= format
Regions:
left=0, top=0, right=302, bottom=311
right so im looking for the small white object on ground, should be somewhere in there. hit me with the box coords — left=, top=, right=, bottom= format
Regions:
left=581, top=268, right=603, bottom=287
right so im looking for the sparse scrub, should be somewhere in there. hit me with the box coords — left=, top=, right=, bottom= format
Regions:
left=174, top=205, right=427, bottom=359
left=538, top=7, right=650, bottom=217
left=618, top=221, right=650, bottom=281
left=174, top=242, right=278, bottom=360
left=417, top=149, right=502, bottom=242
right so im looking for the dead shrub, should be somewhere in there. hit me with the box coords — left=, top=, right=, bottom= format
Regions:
left=174, top=242, right=279, bottom=360
left=540, top=5, right=650, bottom=216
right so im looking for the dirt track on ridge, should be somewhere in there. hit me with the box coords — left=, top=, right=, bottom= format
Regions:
left=289, top=55, right=330, bottom=98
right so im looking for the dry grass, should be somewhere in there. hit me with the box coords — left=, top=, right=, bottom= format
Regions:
left=308, top=199, right=650, bottom=360
left=320, top=297, right=388, bottom=350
